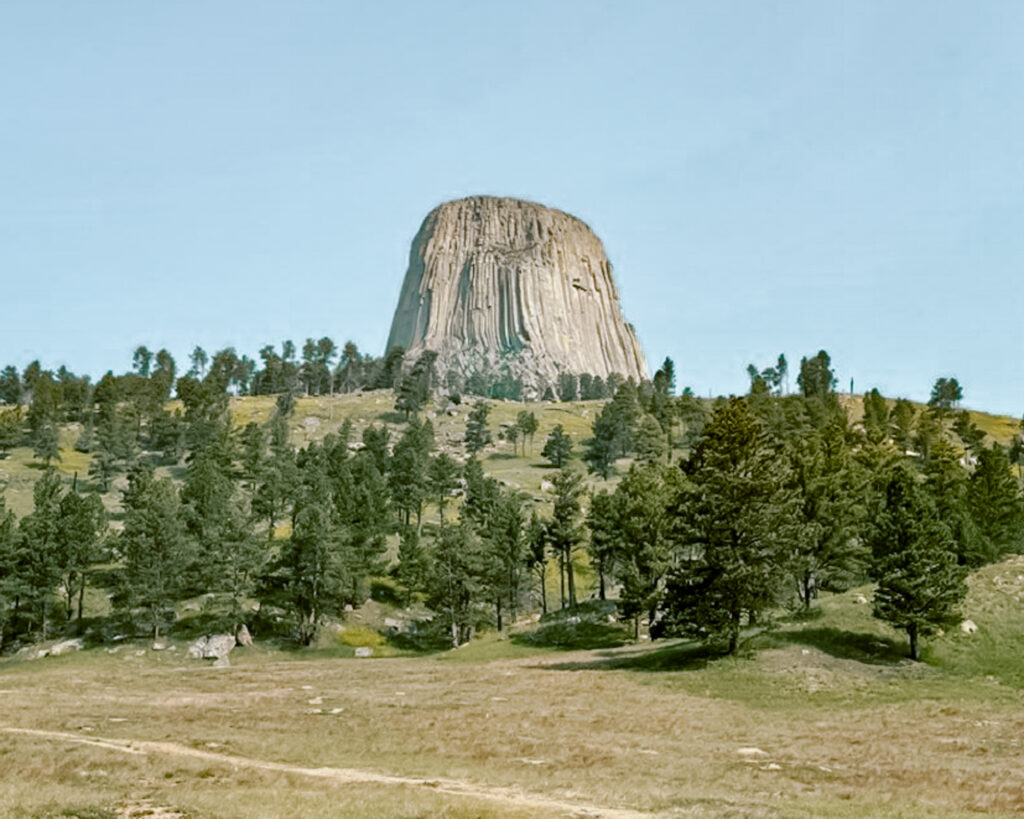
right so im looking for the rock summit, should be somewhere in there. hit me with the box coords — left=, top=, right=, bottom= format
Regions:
left=386, top=196, right=647, bottom=395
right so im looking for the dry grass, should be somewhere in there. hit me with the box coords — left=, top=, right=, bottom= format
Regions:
left=2, top=612, right=1023, bottom=818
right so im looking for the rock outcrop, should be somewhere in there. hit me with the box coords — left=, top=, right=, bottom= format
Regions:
left=386, top=196, right=647, bottom=395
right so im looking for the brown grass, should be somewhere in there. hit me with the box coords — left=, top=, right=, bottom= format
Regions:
left=2, top=635, right=1022, bottom=817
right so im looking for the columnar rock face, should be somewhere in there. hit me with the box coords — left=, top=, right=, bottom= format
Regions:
left=386, top=196, right=647, bottom=394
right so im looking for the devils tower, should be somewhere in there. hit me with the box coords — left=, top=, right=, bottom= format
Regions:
left=386, top=196, right=647, bottom=395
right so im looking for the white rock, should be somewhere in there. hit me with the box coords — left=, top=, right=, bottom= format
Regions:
left=49, top=638, right=85, bottom=656
left=960, top=619, right=979, bottom=635
left=236, top=624, right=253, bottom=647
left=853, top=594, right=868, bottom=604
left=736, top=747, right=768, bottom=758
left=354, top=646, right=373, bottom=658
left=187, top=634, right=236, bottom=660
left=540, top=480, right=555, bottom=493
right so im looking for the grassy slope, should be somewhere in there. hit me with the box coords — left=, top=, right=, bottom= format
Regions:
left=2, top=390, right=1019, bottom=520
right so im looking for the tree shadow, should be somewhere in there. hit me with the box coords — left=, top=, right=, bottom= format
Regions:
left=772, top=627, right=907, bottom=665
left=376, top=411, right=408, bottom=425
left=536, top=638, right=720, bottom=672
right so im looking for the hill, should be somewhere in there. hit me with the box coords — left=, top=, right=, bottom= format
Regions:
left=1, top=390, right=1019, bottom=524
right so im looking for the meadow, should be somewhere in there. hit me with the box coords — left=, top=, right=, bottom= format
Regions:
left=2, top=558, right=1024, bottom=818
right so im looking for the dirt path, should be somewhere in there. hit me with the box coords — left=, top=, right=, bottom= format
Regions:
left=3, top=726, right=649, bottom=818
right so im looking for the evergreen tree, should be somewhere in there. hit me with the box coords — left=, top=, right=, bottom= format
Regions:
left=967, top=443, right=1024, bottom=560
left=395, top=351, right=437, bottom=418
left=890, top=399, right=916, bottom=453
left=360, top=424, right=391, bottom=476
left=396, top=526, right=429, bottom=601
left=428, top=523, right=483, bottom=647
left=549, top=468, right=585, bottom=609
left=526, top=512, right=549, bottom=614
left=428, top=453, right=461, bottom=525
left=280, top=501, right=345, bottom=645
left=599, top=462, right=679, bottom=637
left=332, top=452, right=389, bottom=603
left=0, top=365, right=22, bottom=405
left=516, top=410, right=539, bottom=453
left=55, top=487, right=106, bottom=633
left=119, top=468, right=188, bottom=639
left=789, top=425, right=868, bottom=608
left=634, top=414, right=668, bottom=463
left=478, top=487, right=527, bottom=629
left=0, top=494, right=19, bottom=646
left=17, top=469, right=64, bottom=638
left=664, top=398, right=802, bottom=653
left=868, top=466, right=968, bottom=660
left=541, top=424, right=573, bottom=468
left=0, top=407, right=22, bottom=458
left=929, top=377, right=963, bottom=411
left=862, top=388, right=889, bottom=442
left=923, top=439, right=988, bottom=566
left=557, top=372, right=579, bottom=401
left=464, top=401, right=492, bottom=454
left=582, top=409, right=618, bottom=479
left=389, top=419, right=433, bottom=531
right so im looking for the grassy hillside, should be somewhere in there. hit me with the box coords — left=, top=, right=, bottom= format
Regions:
left=1, top=390, right=1020, bottom=523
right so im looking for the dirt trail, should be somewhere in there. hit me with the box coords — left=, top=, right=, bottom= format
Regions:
left=3, top=726, right=649, bottom=818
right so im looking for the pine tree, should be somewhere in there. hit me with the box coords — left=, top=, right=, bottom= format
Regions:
left=664, top=398, right=802, bottom=653
left=428, top=453, right=461, bottom=525
left=464, top=401, right=492, bottom=455
left=280, top=501, right=345, bottom=645
left=119, top=468, right=189, bottom=639
left=789, top=425, right=868, bottom=608
left=868, top=466, right=968, bottom=660
left=0, top=407, right=22, bottom=458
left=541, top=425, right=573, bottom=468
left=16, top=469, right=64, bottom=638
left=597, top=462, right=679, bottom=637
left=55, top=487, right=106, bottom=633
left=428, top=523, right=483, bottom=647
left=634, top=414, right=668, bottom=463
left=549, top=468, right=585, bottom=609
left=516, top=410, right=538, bottom=454
left=967, top=443, right=1024, bottom=560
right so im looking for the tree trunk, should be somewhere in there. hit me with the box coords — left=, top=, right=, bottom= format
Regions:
left=908, top=624, right=919, bottom=661
left=77, top=575, right=86, bottom=635
left=565, top=546, right=577, bottom=609
left=495, top=597, right=503, bottom=632
left=538, top=565, right=547, bottom=614
left=559, top=551, right=566, bottom=609
left=598, top=566, right=606, bottom=601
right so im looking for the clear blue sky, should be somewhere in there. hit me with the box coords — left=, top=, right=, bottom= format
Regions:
left=2, top=2, right=1022, bottom=414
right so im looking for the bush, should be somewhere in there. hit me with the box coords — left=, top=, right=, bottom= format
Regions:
left=336, top=625, right=386, bottom=647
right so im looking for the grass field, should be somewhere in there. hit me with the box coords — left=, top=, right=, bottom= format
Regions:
left=3, top=557, right=1024, bottom=817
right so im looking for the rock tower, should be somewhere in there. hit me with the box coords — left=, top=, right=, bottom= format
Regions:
left=386, top=196, right=646, bottom=395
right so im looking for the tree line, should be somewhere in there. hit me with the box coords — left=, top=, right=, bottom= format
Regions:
left=1, top=346, right=1022, bottom=660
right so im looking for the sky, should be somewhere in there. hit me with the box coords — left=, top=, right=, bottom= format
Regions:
left=1, top=2, right=1022, bottom=415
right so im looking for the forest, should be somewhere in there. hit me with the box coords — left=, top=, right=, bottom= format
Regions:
left=1, top=340, right=1023, bottom=662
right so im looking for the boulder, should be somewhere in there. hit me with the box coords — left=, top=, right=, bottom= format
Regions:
left=236, top=624, right=253, bottom=647
left=49, top=638, right=85, bottom=656
left=187, top=634, right=236, bottom=660
left=960, top=619, right=979, bottom=635
left=354, top=646, right=373, bottom=658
